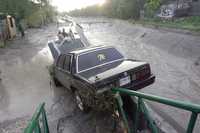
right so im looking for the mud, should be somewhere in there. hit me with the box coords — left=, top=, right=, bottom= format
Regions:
left=0, top=18, right=200, bottom=132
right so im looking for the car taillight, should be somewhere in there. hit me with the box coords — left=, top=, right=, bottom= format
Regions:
left=133, top=65, right=151, bottom=80
left=136, top=71, right=146, bottom=80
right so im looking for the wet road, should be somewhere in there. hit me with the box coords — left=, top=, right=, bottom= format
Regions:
left=0, top=18, right=200, bottom=132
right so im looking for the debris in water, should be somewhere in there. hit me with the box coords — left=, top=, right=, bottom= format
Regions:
left=140, top=32, right=147, bottom=38
left=194, top=57, right=200, bottom=66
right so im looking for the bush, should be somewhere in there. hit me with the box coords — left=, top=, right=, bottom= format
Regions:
left=144, top=0, right=161, bottom=17
left=137, top=16, right=200, bottom=32
left=25, top=10, right=45, bottom=28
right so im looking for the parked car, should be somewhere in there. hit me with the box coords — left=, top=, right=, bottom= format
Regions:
left=157, top=2, right=191, bottom=19
left=50, top=45, right=155, bottom=112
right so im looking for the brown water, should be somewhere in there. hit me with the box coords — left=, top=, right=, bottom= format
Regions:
left=0, top=17, right=200, bottom=132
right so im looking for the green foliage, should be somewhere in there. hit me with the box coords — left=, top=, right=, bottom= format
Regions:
left=0, top=0, right=32, bottom=19
left=68, top=0, right=141, bottom=20
left=0, top=0, right=57, bottom=27
left=69, top=4, right=105, bottom=17
left=146, top=0, right=161, bottom=11
left=137, top=16, right=200, bottom=32
left=107, top=0, right=140, bottom=19
left=26, top=10, right=44, bottom=28
left=144, top=0, right=161, bottom=17
left=67, top=0, right=162, bottom=20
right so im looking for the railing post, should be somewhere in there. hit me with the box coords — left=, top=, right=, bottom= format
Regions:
left=34, top=122, right=41, bottom=133
left=115, top=92, right=131, bottom=133
left=24, top=103, right=49, bottom=133
left=133, top=98, right=141, bottom=133
left=42, top=107, right=50, bottom=133
left=187, top=112, right=198, bottom=133
left=112, top=88, right=200, bottom=133
left=139, top=98, right=158, bottom=133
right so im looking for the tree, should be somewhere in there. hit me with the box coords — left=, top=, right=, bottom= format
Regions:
left=68, top=0, right=161, bottom=20
left=144, top=0, right=161, bottom=17
left=0, top=0, right=57, bottom=27
left=0, top=0, right=31, bottom=18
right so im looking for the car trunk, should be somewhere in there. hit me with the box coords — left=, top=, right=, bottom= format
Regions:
left=78, top=60, right=150, bottom=88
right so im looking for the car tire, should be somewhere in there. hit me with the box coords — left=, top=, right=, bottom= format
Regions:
left=75, top=91, right=90, bottom=112
left=53, top=77, right=62, bottom=87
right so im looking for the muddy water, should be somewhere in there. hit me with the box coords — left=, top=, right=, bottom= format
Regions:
left=0, top=18, right=200, bottom=133
left=0, top=23, right=117, bottom=133
left=75, top=17, right=200, bottom=132
left=0, top=25, right=70, bottom=132
left=0, top=26, right=54, bottom=122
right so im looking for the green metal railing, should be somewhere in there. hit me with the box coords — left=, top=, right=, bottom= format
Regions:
left=24, top=103, right=49, bottom=133
left=24, top=88, right=200, bottom=133
left=112, top=88, right=200, bottom=133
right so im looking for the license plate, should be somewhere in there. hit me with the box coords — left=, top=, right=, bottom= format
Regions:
left=119, top=76, right=131, bottom=86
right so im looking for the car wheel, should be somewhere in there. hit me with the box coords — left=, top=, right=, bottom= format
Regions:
left=53, top=77, right=62, bottom=87
left=75, top=91, right=89, bottom=112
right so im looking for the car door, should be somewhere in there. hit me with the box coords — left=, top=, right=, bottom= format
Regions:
left=55, top=54, right=66, bottom=85
left=62, top=54, right=72, bottom=89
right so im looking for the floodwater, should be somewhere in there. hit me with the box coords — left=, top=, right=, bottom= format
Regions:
left=0, top=17, right=200, bottom=133
left=75, top=17, right=200, bottom=133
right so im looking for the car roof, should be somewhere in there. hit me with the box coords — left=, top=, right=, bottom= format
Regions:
left=69, top=45, right=114, bottom=55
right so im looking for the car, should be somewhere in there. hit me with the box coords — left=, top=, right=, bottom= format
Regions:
left=50, top=45, right=155, bottom=112
left=157, top=3, right=191, bottom=19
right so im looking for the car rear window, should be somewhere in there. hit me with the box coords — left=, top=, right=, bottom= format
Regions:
left=77, top=47, right=124, bottom=72
left=59, top=39, right=84, bottom=53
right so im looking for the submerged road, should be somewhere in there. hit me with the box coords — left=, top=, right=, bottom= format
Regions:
left=0, top=17, right=200, bottom=132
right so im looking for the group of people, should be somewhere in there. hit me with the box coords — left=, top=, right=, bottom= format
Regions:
left=57, top=28, right=69, bottom=41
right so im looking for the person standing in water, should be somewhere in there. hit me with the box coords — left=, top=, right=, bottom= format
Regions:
left=18, top=22, right=25, bottom=37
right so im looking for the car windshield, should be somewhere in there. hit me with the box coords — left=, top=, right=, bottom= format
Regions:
left=58, top=39, right=84, bottom=53
left=77, top=47, right=124, bottom=72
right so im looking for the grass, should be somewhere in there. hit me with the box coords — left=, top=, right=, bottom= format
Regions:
left=132, top=16, right=200, bottom=32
